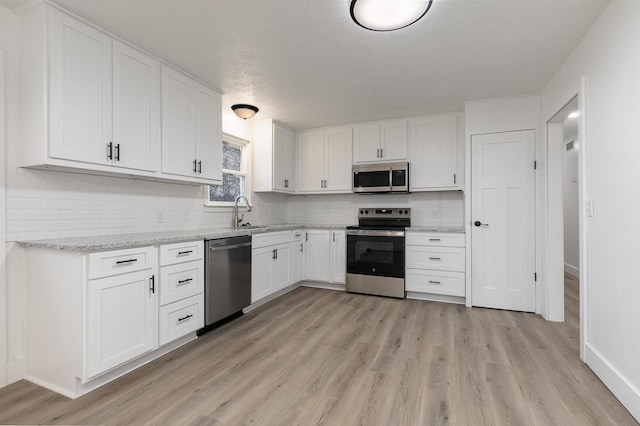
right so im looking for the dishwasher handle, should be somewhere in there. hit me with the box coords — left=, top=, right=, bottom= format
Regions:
left=209, top=242, right=252, bottom=252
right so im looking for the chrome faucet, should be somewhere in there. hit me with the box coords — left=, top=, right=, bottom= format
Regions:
left=233, top=195, right=253, bottom=227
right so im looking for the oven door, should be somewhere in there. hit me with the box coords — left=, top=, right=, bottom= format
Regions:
left=346, top=231, right=405, bottom=278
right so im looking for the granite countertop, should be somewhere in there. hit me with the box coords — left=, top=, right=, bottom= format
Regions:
left=18, top=223, right=464, bottom=252
left=405, top=226, right=465, bottom=233
left=17, top=223, right=352, bottom=252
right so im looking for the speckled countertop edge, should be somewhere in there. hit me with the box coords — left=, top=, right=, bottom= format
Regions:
left=18, top=223, right=465, bottom=252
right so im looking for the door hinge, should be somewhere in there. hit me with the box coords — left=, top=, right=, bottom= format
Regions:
left=534, top=161, right=537, bottom=170
left=534, top=272, right=537, bottom=282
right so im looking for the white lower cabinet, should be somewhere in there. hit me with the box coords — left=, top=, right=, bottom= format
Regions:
left=291, top=229, right=305, bottom=284
left=24, top=241, right=205, bottom=398
left=251, top=231, right=293, bottom=303
left=304, top=229, right=346, bottom=285
left=405, top=232, right=466, bottom=298
left=158, top=241, right=204, bottom=345
left=87, top=268, right=157, bottom=378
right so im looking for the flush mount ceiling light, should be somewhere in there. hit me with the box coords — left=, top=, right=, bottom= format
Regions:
left=568, top=111, right=580, bottom=119
left=231, top=104, right=259, bottom=120
left=350, top=0, right=433, bottom=32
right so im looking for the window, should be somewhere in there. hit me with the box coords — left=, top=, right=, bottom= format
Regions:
left=205, top=134, right=249, bottom=206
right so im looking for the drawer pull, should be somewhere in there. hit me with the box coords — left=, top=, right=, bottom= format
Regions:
left=116, top=258, right=138, bottom=265
left=428, top=257, right=442, bottom=261
left=428, top=238, right=441, bottom=242
left=429, top=280, right=442, bottom=285
left=177, top=250, right=193, bottom=256
left=177, top=278, right=193, bottom=285
left=178, top=314, right=193, bottom=323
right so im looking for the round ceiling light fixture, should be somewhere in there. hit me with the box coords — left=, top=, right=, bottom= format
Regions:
left=350, top=0, right=433, bottom=32
left=231, top=104, right=259, bottom=120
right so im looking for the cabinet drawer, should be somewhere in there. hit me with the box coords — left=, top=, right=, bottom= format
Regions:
left=159, top=240, right=204, bottom=266
left=406, top=246, right=465, bottom=272
left=158, top=294, right=204, bottom=346
left=159, top=260, right=204, bottom=306
left=89, top=246, right=156, bottom=279
left=291, top=229, right=304, bottom=242
left=252, top=231, right=291, bottom=249
left=406, top=269, right=465, bottom=296
left=406, top=232, right=465, bottom=248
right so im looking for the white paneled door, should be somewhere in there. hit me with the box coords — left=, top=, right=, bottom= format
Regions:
left=471, top=130, right=536, bottom=312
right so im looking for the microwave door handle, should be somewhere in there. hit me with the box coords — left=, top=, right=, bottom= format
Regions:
left=389, top=168, right=393, bottom=191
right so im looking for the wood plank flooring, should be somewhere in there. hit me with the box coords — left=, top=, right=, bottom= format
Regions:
left=0, top=275, right=637, bottom=425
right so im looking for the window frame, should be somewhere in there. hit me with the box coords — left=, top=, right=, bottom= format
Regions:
left=204, top=133, right=251, bottom=208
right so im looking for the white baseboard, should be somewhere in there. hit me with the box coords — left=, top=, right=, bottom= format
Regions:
left=406, top=292, right=466, bottom=305
left=585, top=343, right=640, bottom=422
left=6, top=357, right=26, bottom=385
left=564, top=263, right=579, bottom=278
left=301, top=281, right=346, bottom=291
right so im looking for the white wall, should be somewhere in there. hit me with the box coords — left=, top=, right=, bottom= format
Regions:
left=542, top=0, right=640, bottom=420
left=287, top=191, right=464, bottom=227
left=563, top=116, right=579, bottom=276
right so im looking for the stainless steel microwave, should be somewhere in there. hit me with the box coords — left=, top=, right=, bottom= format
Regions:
left=352, top=162, right=409, bottom=193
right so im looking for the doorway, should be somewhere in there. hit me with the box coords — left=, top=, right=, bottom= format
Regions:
left=546, top=94, right=585, bottom=357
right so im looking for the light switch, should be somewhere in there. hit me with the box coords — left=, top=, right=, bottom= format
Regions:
left=585, top=200, right=594, bottom=217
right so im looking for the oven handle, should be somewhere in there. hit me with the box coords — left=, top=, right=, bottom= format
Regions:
left=346, top=229, right=405, bottom=237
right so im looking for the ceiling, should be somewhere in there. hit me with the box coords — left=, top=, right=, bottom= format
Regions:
left=3, top=0, right=611, bottom=130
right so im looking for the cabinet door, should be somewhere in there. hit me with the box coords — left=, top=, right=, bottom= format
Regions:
left=273, top=124, right=296, bottom=192
left=112, top=41, right=159, bottom=172
left=304, top=230, right=330, bottom=281
left=330, top=231, right=346, bottom=284
left=272, top=243, right=292, bottom=291
left=325, top=127, right=353, bottom=191
left=353, top=124, right=380, bottom=163
left=298, top=130, right=326, bottom=192
left=49, top=9, right=112, bottom=165
left=409, top=115, right=458, bottom=190
left=381, top=120, right=408, bottom=161
left=291, top=240, right=304, bottom=284
left=195, top=84, right=222, bottom=182
left=87, top=269, right=156, bottom=378
left=161, top=66, right=196, bottom=177
left=251, top=246, right=273, bottom=303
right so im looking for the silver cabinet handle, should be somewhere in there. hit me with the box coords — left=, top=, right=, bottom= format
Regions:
left=380, top=148, right=383, bottom=158
left=429, top=239, right=441, bottom=242
left=115, top=144, right=120, bottom=161
left=428, top=280, right=441, bottom=285
left=429, top=257, right=441, bottom=261
left=300, top=243, right=304, bottom=252
left=332, top=232, right=335, bottom=242
left=306, top=232, right=308, bottom=242
left=193, top=159, right=197, bottom=173
left=198, top=160, right=202, bottom=174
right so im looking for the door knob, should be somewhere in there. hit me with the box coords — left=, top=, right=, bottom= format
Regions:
left=474, top=221, right=489, bottom=227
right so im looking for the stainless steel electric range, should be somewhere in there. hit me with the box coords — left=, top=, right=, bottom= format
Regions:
left=345, top=208, right=410, bottom=298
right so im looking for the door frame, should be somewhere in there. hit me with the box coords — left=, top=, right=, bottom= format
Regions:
left=543, top=78, right=588, bottom=359
left=0, top=48, right=7, bottom=387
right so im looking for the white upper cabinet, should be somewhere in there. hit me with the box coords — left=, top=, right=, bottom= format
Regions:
left=112, top=41, right=159, bottom=172
left=161, top=66, right=222, bottom=184
left=408, top=114, right=461, bottom=191
left=298, top=126, right=352, bottom=193
left=253, top=119, right=296, bottom=193
left=353, top=120, right=408, bottom=164
left=49, top=9, right=113, bottom=166
left=19, top=4, right=222, bottom=185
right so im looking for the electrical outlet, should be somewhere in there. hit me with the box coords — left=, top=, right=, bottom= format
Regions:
left=156, top=210, right=164, bottom=223
left=432, top=211, right=440, bottom=218
left=183, top=211, right=191, bottom=222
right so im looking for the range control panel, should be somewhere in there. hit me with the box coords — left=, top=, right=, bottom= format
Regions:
left=357, top=208, right=411, bottom=220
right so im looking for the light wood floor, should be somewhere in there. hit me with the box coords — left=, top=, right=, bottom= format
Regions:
left=0, top=277, right=637, bottom=425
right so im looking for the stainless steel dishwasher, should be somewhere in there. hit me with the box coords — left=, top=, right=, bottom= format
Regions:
left=199, top=235, right=252, bottom=334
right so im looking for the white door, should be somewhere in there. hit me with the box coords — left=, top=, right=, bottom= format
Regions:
left=330, top=231, right=346, bottom=284
left=380, top=120, right=408, bottom=161
left=87, top=269, right=156, bottom=378
left=325, top=127, right=353, bottom=191
left=49, top=9, right=112, bottom=165
left=304, top=230, right=330, bottom=281
left=298, top=131, right=325, bottom=191
left=161, top=66, right=196, bottom=177
left=112, top=41, right=159, bottom=172
left=471, top=130, right=536, bottom=312
left=195, top=84, right=222, bottom=182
